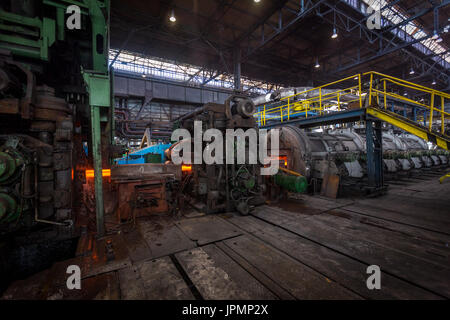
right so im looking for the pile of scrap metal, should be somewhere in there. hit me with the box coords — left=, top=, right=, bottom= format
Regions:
left=165, top=95, right=267, bottom=215
left=273, top=125, right=449, bottom=194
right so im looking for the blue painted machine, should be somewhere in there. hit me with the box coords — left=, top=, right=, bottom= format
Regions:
left=115, top=143, right=172, bottom=165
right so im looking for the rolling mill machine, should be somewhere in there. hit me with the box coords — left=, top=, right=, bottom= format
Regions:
left=254, top=72, right=450, bottom=197
left=272, top=125, right=449, bottom=196
left=0, top=0, right=114, bottom=285
left=165, top=95, right=268, bottom=215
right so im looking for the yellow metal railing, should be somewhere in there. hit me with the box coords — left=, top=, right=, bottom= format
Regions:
left=255, top=74, right=363, bottom=126
left=254, top=71, right=449, bottom=135
left=364, top=71, right=450, bottom=135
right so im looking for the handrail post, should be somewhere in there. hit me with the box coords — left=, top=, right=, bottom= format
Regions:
left=288, top=97, right=290, bottom=120
left=306, top=102, right=308, bottom=118
left=429, top=93, right=434, bottom=131
left=337, top=93, right=340, bottom=111
left=441, top=96, right=445, bottom=134
left=263, top=104, right=266, bottom=126
left=375, top=83, right=379, bottom=105
left=368, top=73, right=373, bottom=106
left=358, top=74, right=362, bottom=108
left=383, top=80, right=387, bottom=110
left=280, top=105, right=283, bottom=123
left=319, top=88, right=322, bottom=115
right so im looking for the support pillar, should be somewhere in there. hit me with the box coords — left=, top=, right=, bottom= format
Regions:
left=374, top=121, right=383, bottom=188
left=90, top=105, right=105, bottom=237
left=233, top=47, right=241, bottom=91
left=83, top=72, right=111, bottom=238
left=366, top=120, right=383, bottom=188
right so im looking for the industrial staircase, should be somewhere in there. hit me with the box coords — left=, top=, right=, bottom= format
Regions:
left=366, top=106, right=450, bottom=150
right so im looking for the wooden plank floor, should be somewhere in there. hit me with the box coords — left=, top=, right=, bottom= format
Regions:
left=2, top=176, right=450, bottom=300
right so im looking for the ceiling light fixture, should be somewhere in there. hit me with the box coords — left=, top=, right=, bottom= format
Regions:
left=432, top=79, right=436, bottom=85
left=432, top=30, right=439, bottom=40
left=409, top=67, right=415, bottom=75
left=314, top=58, right=320, bottom=68
left=254, top=0, right=261, bottom=3
left=169, top=9, right=176, bottom=22
left=331, top=27, right=338, bottom=39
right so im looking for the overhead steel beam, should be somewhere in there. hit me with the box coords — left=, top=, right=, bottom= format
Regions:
left=262, top=108, right=367, bottom=129
left=235, top=0, right=289, bottom=45
left=233, top=47, right=241, bottom=90
left=316, top=0, right=450, bottom=84
left=239, top=0, right=327, bottom=60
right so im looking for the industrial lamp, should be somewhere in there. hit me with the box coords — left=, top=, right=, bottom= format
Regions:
left=169, top=9, right=176, bottom=22
left=331, top=27, right=338, bottom=39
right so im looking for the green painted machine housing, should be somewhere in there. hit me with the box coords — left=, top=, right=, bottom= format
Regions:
left=274, top=174, right=308, bottom=193
left=0, top=0, right=110, bottom=71
left=0, top=192, right=20, bottom=223
left=0, top=0, right=113, bottom=236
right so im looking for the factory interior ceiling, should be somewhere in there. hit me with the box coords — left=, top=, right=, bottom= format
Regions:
left=111, top=0, right=450, bottom=91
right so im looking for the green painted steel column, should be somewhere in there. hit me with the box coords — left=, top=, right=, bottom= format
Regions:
left=90, top=105, right=105, bottom=237
left=87, top=0, right=110, bottom=73
left=56, top=7, right=65, bottom=41
left=83, top=72, right=111, bottom=238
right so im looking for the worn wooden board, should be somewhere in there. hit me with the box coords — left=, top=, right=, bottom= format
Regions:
left=392, top=178, right=450, bottom=194
left=48, top=271, right=121, bottom=300
left=346, top=181, right=450, bottom=235
left=226, top=215, right=441, bottom=299
left=3, top=270, right=121, bottom=300
left=222, top=235, right=360, bottom=300
left=356, top=195, right=450, bottom=222
left=139, top=225, right=196, bottom=259
left=122, top=227, right=153, bottom=263
left=287, top=194, right=354, bottom=211
left=315, top=211, right=450, bottom=266
left=335, top=208, right=450, bottom=250
left=136, top=257, right=195, bottom=300
left=2, top=268, right=53, bottom=300
left=345, top=203, right=450, bottom=235
left=252, top=207, right=450, bottom=298
left=35, top=233, right=131, bottom=292
left=82, top=233, right=132, bottom=278
left=118, top=265, right=147, bottom=300
left=215, top=242, right=295, bottom=300
left=176, top=216, right=241, bottom=245
left=175, top=245, right=276, bottom=300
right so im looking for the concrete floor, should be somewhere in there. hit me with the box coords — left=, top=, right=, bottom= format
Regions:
left=2, top=174, right=450, bottom=300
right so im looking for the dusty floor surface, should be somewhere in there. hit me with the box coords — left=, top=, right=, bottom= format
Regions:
left=3, top=174, right=450, bottom=300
